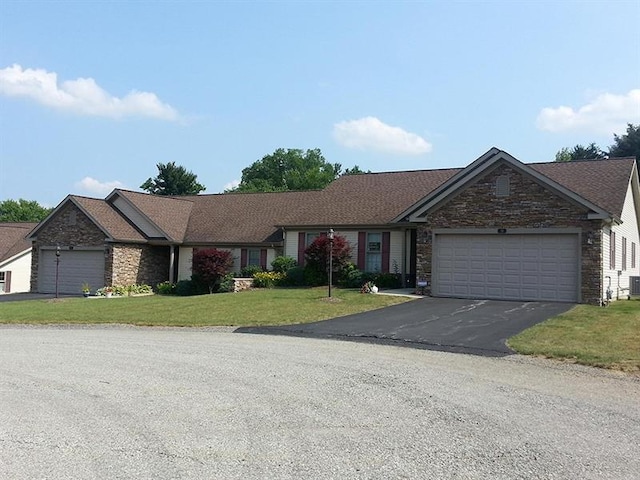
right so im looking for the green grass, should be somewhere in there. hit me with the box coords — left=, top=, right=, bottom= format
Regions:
left=0, top=288, right=412, bottom=327
left=508, top=300, right=640, bottom=371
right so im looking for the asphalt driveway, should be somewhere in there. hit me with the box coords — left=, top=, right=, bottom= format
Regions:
left=237, top=297, right=574, bottom=356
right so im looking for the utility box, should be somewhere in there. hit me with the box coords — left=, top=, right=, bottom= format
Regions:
left=630, top=277, right=640, bottom=296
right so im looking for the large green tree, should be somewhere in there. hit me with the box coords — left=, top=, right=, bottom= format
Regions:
left=230, top=148, right=341, bottom=193
left=140, top=161, right=205, bottom=195
left=609, top=123, right=640, bottom=162
left=554, top=124, right=640, bottom=165
left=0, top=199, right=52, bottom=222
left=555, top=143, right=607, bottom=162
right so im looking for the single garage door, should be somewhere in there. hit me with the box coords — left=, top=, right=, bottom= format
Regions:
left=38, top=249, right=105, bottom=294
left=433, top=234, right=579, bottom=302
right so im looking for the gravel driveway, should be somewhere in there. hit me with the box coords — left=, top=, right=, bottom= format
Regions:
left=1, top=326, right=638, bottom=479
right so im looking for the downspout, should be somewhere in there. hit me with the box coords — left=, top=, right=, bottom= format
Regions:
left=401, top=228, right=407, bottom=287
left=169, top=245, right=175, bottom=283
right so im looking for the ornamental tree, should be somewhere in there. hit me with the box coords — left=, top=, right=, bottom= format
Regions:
left=192, top=248, right=234, bottom=293
left=304, top=234, right=352, bottom=285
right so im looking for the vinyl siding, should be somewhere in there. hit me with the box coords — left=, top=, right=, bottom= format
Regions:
left=0, top=250, right=32, bottom=294
left=178, top=246, right=278, bottom=281
left=284, top=229, right=407, bottom=274
left=112, top=196, right=164, bottom=238
left=603, top=180, right=640, bottom=300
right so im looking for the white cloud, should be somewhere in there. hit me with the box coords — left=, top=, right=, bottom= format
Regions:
left=333, top=116, right=432, bottom=155
left=223, top=179, right=240, bottom=191
left=0, top=64, right=180, bottom=121
left=536, top=89, right=640, bottom=135
left=75, top=177, right=125, bottom=196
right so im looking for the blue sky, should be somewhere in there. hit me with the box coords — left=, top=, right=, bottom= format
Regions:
left=1, top=0, right=639, bottom=207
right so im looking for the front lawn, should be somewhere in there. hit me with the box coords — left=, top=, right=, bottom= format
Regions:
left=0, top=288, right=412, bottom=327
left=508, top=300, right=640, bottom=371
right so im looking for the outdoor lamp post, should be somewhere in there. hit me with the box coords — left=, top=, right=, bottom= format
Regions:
left=328, top=228, right=334, bottom=298
left=55, top=246, right=61, bottom=299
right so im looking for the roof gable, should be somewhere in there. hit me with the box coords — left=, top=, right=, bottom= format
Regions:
left=107, top=190, right=193, bottom=242
left=530, top=157, right=634, bottom=219
left=0, top=222, right=37, bottom=264
left=398, top=148, right=622, bottom=223
left=29, top=195, right=146, bottom=243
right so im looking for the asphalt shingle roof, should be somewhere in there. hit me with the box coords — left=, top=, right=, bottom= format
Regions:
left=115, top=190, right=194, bottom=242
left=72, top=196, right=146, bottom=242
left=530, top=157, right=634, bottom=219
left=0, top=222, right=37, bottom=263
left=181, top=191, right=324, bottom=243
left=35, top=155, right=636, bottom=246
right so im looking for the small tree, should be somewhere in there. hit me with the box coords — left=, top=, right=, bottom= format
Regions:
left=140, top=161, right=205, bottom=195
left=191, top=248, right=234, bottom=293
left=304, top=235, right=352, bottom=285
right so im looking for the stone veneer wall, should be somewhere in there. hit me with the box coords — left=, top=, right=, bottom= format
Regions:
left=110, top=244, right=170, bottom=288
left=232, top=278, right=254, bottom=292
left=416, top=164, right=604, bottom=304
left=30, top=202, right=108, bottom=292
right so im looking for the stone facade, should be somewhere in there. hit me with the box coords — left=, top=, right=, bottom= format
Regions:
left=416, top=164, right=604, bottom=304
left=110, top=244, right=170, bottom=288
left=30, top=202, right=108, bottom=292
left=31, top=202, right=171, bottom=291
left=231, top=277, right=254, bottom=292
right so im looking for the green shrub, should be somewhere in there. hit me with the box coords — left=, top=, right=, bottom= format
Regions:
left=156, top=281, right=176, bottom=295
left=218, top=273, right=235, bottom=293
left=175, top=279, right=198, bottom=296
left=374, top=273, right=402, bottom=289
left=240, top=265, right=263, bottom=278
left=271, top=256, right=297, bottom=273
left=253, top=271, right=286, bottom=288
left=283, top=266, right=305, bottom=286
left=303, top=266, right=326, bottom=286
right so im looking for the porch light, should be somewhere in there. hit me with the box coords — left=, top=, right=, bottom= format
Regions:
left=328, top=228, right=334, bottom=298
left=55, top=246, right=61, bottom=299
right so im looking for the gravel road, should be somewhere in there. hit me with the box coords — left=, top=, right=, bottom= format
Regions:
left=1, top=326, right=638, bottom=479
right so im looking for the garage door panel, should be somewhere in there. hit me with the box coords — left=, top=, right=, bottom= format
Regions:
left=39, top=249, right=105, bottom=294
left=434, top=234, right=578, bottom=302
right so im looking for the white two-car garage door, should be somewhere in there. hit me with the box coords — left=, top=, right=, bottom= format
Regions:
left=38, top=249, right=105, bottom=294
left=433, top=234, right=579, bottom=302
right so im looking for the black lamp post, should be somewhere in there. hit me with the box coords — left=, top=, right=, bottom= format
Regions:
left=328, top=228, right=334, bottom=298
left=55, top=246, right=61, bottom=298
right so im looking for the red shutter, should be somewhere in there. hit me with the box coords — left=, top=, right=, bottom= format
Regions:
left=382, top=232, right=391, bottom=273
left=357, top=232, right=366, bottom=270
left=4, top=271, right=11, bottom=293
left=298, top=232, right=306, bottom=266
left=240, top=249, right=248, bottom=269
left=260, top=249, right=267, bottom=270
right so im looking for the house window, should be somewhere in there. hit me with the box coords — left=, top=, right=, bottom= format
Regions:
left=632, top=242, right=637, bottom=269
left=248, top=249, right=261, bottom=266
left=496, top=175, right=510, bottom=197
left=366, top=233, right=382, bottom=272
left=306, top=232, right=320, bottom=246
left=610, top=232, right=616, bottom=270
left=0, top=272, right=5, bottom=293
left=622, top=237, right=627, bottom=271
